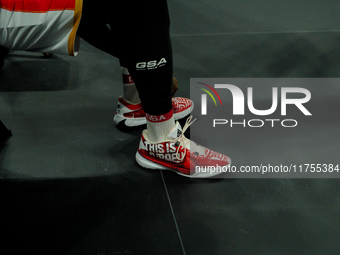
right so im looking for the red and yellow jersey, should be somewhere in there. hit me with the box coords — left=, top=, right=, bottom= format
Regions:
left=0, top=0, right=82, bottom=56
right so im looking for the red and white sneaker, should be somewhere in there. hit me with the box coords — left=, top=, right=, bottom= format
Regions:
left=136, top=116, right=231, bottom=178
left=114, top=96, right=194, bottom=128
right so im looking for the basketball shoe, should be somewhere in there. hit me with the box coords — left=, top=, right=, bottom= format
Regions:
left=136, top=116, right=231, bottom=178
left=114, top=96, right=194, bottom=128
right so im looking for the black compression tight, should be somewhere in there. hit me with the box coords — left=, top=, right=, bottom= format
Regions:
left=79, top=0, right=173, bottom=115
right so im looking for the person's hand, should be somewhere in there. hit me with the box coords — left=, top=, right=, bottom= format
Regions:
left=172, top=77, right=179, bottom=96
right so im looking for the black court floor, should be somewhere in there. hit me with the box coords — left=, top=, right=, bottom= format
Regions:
left=1, top=1, right=340, bottom=254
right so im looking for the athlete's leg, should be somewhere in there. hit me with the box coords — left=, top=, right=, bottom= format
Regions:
left=81, top=0, right=174, bottom=116
left=81, top=0, right=174, bottom=138
left=108, top=0, right=174, bottom=140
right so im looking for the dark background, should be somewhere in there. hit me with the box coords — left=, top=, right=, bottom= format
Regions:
left=1, top=0, right=340, bottom=254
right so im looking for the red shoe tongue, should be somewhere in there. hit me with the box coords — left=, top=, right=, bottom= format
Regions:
left=166, top=122, right=183, bottom=140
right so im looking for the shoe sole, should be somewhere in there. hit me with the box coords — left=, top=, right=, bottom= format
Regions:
left=114, top=103, right=194, bottom=128
left=114, top=114, right=146, bottom=127
left=136, top=151, right=231, bottom=178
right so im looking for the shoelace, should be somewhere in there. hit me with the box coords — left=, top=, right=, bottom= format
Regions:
left=173, top=115, right=196, bottom=160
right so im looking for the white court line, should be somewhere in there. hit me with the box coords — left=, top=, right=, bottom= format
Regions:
left=161, top=172, right=187, bottom=255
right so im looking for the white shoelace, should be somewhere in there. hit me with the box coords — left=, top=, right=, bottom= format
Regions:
left=173, top=115, right=196, bottom=160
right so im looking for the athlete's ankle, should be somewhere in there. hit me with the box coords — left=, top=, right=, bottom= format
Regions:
left=146, top=110, right=176, bottom=142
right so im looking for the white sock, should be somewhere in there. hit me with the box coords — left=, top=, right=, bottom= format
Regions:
left=121, top=67, right=140, bottom=104
left=146, top=110, right=176, bottom=142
